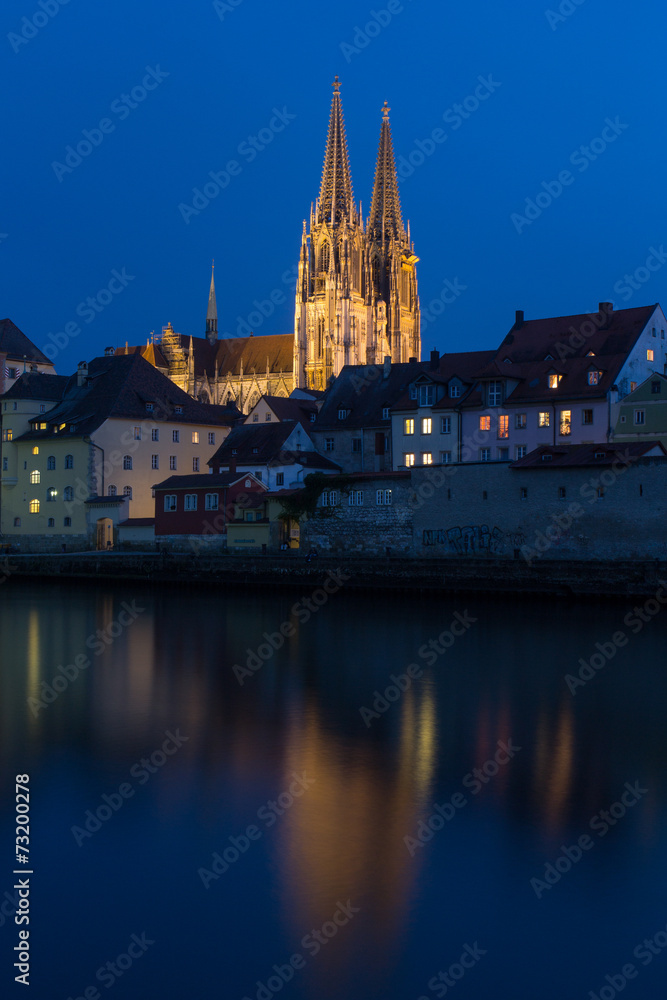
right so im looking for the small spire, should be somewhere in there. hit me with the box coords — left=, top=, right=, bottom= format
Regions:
left=206, top=261, right=218, bottom=343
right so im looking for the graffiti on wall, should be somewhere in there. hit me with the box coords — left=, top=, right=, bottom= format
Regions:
left=423, top=525, right=526, bottom=554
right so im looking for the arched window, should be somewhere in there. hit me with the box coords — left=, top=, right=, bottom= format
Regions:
left=123, top=455, right=132, bottom=470
left=29, top=499, right=39, bottom=513
left=47, top=456, right=56, bottom=470
left=318, top=241, right=330, bottom=272
left=65, top=454, right=73, bottom=469
left=64, top=486, right=74, bottom=501
left=123, top=486, right=132, bottom=499
left=30, top=470, right=40, bottom=484
left=108, top=485, right=117, bottom=497
left=32, top=446, right=39, bottom=455
left=46, top=487, right=57, bottom=502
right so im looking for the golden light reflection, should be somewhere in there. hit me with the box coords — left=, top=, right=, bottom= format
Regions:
left=26, top=607, right=41, bottom=714
left=533, top=699, right=575, bottom=838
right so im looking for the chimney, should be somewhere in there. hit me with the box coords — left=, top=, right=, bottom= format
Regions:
left=383, top=355, right=391, bottom=380
left=429, top=348, right=440, bottom=370
left=409, top=356, right=417, bottom=363
left=515, top=310, right=524, bottom=328
left=77, top=361, right=88, bottom=387
left=599, top=301, right=613, bottom=317
left=104, top=346, right=114, bottom=357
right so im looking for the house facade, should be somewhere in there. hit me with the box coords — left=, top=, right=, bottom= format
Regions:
left=153, top=472, right=265, bottom=538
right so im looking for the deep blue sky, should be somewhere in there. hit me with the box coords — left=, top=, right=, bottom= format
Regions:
left=3, top=0, right=666, bottom=374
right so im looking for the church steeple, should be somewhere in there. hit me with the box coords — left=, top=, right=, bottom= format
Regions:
left=367, top=102, right=405, bottom=245
left=317, top=76, right=356, bottom=227
left=205, top=261, right=218, bottom=344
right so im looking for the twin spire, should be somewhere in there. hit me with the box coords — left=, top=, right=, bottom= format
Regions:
left=205, top=261, right=217, bottom=343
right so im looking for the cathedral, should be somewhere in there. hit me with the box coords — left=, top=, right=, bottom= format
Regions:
left=121, top=78, right=421, bottom=409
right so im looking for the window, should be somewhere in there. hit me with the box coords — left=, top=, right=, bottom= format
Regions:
left=480, top=448, right=491, bottom=462
left=29, top=499, right=39, bottom=513
left=541, top=454, right=552, bottom=462
left=184, top=494, right=197, bottom=511
left=482, top=490, right=488, bottom=500
left=208, top=432, right=215, bottom=445
left=449, top=383, right=461, bottom=398
left=33, top=446, right=39, bottom=455
left=548, top=374, right=562, bottom=389
left=338, top=408, right=347, bottom=420
left=64, top=517, right=71, bottom=527
left=13, top=518, right=20, bottom=527
left=596, top=487, right=605, bottom=499
left=65, top=454, right=73, bottom=469
left=1, top=458, right=6, bottom=471
left=107, top=485, right=116, bottom=497
left=253, top=413, right=259, bottom=422
left=594, top=451, right=606, bottom=460
left=265, top=413, right=271, bottom=421
left=276, top=473, right=284, bottom=486
left=175, top=406, right=183, bottom=414
left=192, top=431, right=199, bottom=444
left=559, top=410, right=572, bottom=435
left=123, top=455, right=132, bottom=470
left=421, top=452, right=433, bottom=465
left=441, top=451, right=452, bottom=463
left=630, top=382, right=637, bottom=392
left=352, top=439, right=361, bottom=453
left=404, top=453, right=415, bottom=467
left=151, top=455, right=159, bottom=469
left=40, top=404, right=46, bottom=413
left=376, top=489, right=392, bottom=506
left=252, top=447, right=258, bottom=455
left=1, top=429, right=12, bottom=442
left=651, top=381, right=661, bottom=394
left=634, top=409, right=645, bottom=425
left=587, top=371, right=600, bottom=386
left=582, top=409, right=593, bottom=425
left=169, top=456, right=177, bottom=470
left=520, top=487, right=527, bottom=500
left=538, top=411, right=550, bottom=428
left=47, top=517, right=55, bottom=527
left=498, top=448, right=509, bottom=460
left=123, top=486, right=132, bottom=498
left=47, top=456, right=56, bottom=470
left=152, top=429, right=159, bottom=442
left=164, top=495, right=177, bottom=511
left=488, top=381, right=502, bottom=406
left=173, top=430, right=180, bottom=443
left=46, top=487, right=57, bottom=502
left=146, top=402, right=154, bottom=412
left=558, top=487, right=566, bottom=500
left=254, top=472, right=262, bottom=481
left=479, top=415, right=491, bottom=431
left=205, top=494, right=218, bottom=510
left=348, top=490, right=364, bottom=506
left=421, top=417, right=432, bottom=435
left=647, top=350, right=654, bottom=362
left=193, top=457, right=200, bottom=472
left=409, top=385, right=418, bottom=400
left=441, top=417, right=451, bottom=434
left=653, top=327, right=657, bottom=338
left=419, top=385, right=434, bottom=406
left=324, top=438, right=334, bottom=452
left=30, top=470, right=40, bottom=484
left=382, top=407, right=390, bottom=420
left=404, top=418, right=415, bottom=435
left=498, top=415, right=509, bottom=439
left=133, top=426, right=141, bottom=440
left=321, top=490, right=339, bottom=506
left=515, top=413, right=526, bottom=429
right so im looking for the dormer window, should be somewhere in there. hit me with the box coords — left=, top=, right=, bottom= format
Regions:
left=594, top=451, right=606, bottom=459
left=338, top=408, right=347, bottom=420
left=409, top=386, right=418, bottom=400
left=252, top=447, right=258, bottom=454
left=587, top=351, right=595, bottom=357
left=309, top=412, right=316, bottom=422
left=548, top=374, right=562, bottom=389
left=544, top=354, right=553, bottom=361
left=488, top=381, right=502, bottom=406
left=419, top=385, right=434, bottom=406
left=503, top=358, right=512, bottom=364
left=541, top=454, right=552, bottom=462
left=231, top=448, right=237, bottom=455
left=449, top=383, right=461, bottom=399
left=175, top=405, right=183, bottom=414
left=587, top=370, right=601, bottom=386
left=145, top=402, right=154, bottom=412
left=382, top=406, right=390, bottom=420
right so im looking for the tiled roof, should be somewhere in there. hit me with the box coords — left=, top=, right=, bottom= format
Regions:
left=209, top=422, right=339, bottom=470
left=152, top=472, right=261, bottom=491
left=256, top=395, right=318, bottom=428
left=510, top=441, right=666, bottom=468
left=0, top=318, right=53, bottom=365
left=114, top=344, right=169, bottom=369
left=314, top=360, right=427, bottom=429
left=1, top=372, right=69, bottom=401
left=392, top=351, right=496, bottom=411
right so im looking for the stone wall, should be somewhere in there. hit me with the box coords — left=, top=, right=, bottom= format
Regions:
left=301, top=474, right=413, bottom=555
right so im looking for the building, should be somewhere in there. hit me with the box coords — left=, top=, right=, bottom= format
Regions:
left=0, top=318, right=57, bottom=395
left=294, top=81, right=420, bottom=389
left=612, top=372, right=667, bottom=447
left=244, top=394, right=319, bottom=429
left=0, top=353, right=239, bottom=546
left=152, top=471, right=265, bottom=539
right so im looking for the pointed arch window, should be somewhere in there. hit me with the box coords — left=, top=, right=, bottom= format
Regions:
left=318, top=241, right=331, bottom=273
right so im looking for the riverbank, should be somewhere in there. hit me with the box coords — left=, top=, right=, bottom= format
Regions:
left=4, top=551, right=666, bottom=597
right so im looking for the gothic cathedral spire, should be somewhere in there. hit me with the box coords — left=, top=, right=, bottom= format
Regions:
left=206, top=261, right=218, bottom=344
left=317, top=76, right=357, bottom=227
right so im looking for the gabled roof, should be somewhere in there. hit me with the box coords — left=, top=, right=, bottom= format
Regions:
left=208, top=421, right=339, bottom=470
left=249, top=395, right=318, bottom=428
left=0, top=319, right=53, bottom=366
left=114, top=344, right=169, bottom=369
left=392, top=351, right=495, bottom=411
left=1, top=372, right=69, bottom=401
left=617, top=371, right=667, bottom=403
left=461, top=354, right=628, bottom=408
left=510, top=441, right=666, bottom=468
left=152, top=472, right=265, bottom=491
left=314, top=360, right=427, bottom=429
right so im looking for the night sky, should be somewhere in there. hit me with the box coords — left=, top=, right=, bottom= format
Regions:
left=3, top=0, right=666, bottom=374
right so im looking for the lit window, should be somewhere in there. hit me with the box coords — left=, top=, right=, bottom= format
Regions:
left=634, top=410, right=645, bottom=425
left=64, top=517, right=71, bottom=527
left=208, top=432, right=215, bottom=445
left=421, top=417, right=432, bottom=435
left=647, top=350, right=654, bottom=362
left=376, top=489, right=392, bottom=505
left=123, top=455, right=132, bottom=470
left=173, top=430, right=180, bottom=443
left=47, top=456, right=56, bottom=470
left=560, top=410, right=572, bottom=435
left=515, top=413, right=526, bottom=429
left=164, top=495, right=177, bottom=512
left=449, top=383, right=461, bottom=398
left=205, top=493, right=218, bottom=510
left=152, top=455, right=159, bottom=469
left=152, top=429, right=159, bottom=441
left=480, top=448, right=491, bottom=462
left=421, top=452, right=433, bottom=465
left=348, top=490, right=364, bottom=506
left=488, top=381, right=502, bottom=406
left=30, top=470, right=40, bottom=484
left=630, top=382, right=637, bottom=392
left=133, top=426, right=141, bottom=440
left=441, top=417, right=451, bottom=434
left=33, top=446, right=39, bottom=455
left=46, top=487, right=57, bottom=501
left=29, top=499, right=39, bottom=513
left=404, top=453, right=415, bottom=467
left=419, top=385, right=434, bottom=406
left=65, top=454, right=73, bottom=468
left=123, top=486, right=132, bottom=498
left=169, top=456, right=177, bottom=470
left=479, top=416, right=491, bottom=431
left=498, top=415, right=509, bottom=439
left=538, top=411, right=550, bottom=428
left=441, top=451, right=452, bottom=463
left=107, top=485, right=116, bottom=497
left=520, top=487, right=527, bottom=500
left=404, top=418, right=415, bottom=435
left=325, top=438, right=334, bottom=452
left=548, top=374, right=562, bottom=389
left=2, top=429, right=12, bottom=442
left=582, top=409, right=593, bottom=425
left=515, top=445, right=527, bottom=459
left=192, top=431, right=200, bottom=444
left=184, top=494, right=197, bottom=511
left=587, top=371, right=600, bottom=386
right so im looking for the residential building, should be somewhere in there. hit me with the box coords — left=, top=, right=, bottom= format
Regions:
left=152, top=471, right=265, bottom=538
left=0, top=318, right=57, bottom=395
left=209, top=421, right=340, bottom=490
left=244, top=394, right=319, bottom=429
left=612, top=372, right=667, bottom=447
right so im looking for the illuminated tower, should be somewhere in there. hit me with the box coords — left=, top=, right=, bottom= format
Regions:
left=205, top=262, right=218, bottom=344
